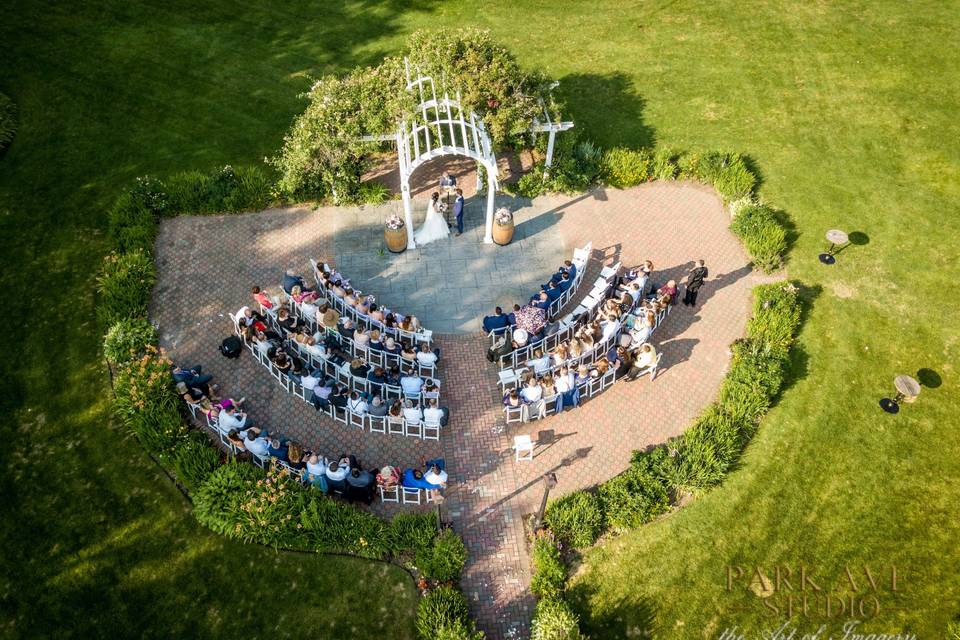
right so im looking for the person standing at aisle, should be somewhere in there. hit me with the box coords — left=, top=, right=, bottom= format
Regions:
left=683, top=260, right=709, bottom=307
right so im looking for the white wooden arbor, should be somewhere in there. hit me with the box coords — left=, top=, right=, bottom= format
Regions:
left=367, top=61, right=574, bottom=247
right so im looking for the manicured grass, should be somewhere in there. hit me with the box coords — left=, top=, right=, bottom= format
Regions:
left=1, top=0, right=958, bottom=637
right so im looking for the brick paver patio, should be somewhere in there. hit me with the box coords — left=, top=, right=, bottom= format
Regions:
left=151, top=179, right=765, bottom=640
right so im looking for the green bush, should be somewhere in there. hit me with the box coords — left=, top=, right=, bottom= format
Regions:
left=357, top=181, right=391, bottom=205
left=651, top=147, right=679, bottom=180
left=298, top=490, right=392, bottom=558
left=667, top=405, right=749, bottom=493
left=530, top=534, right=566, bottom=599
left=103, top=318, right=158, bottom=365
left=598, top=455, right=671, bottom=532
left=531, top=597, right=583, bottom=640
left=748, top=282, right=802, bottom=350
left=108, top=194, right=157, bottom=253
left=601, top=147, right=651, bottom=188
left=730, top=201, right=788, bottom=272
left=173, top=432, right=222, bottom=493
left=544, top=490, right=604, bottom=549
left=193, top=460, right=264, bottom=537
left=96, top=250, right=156, bottom=325
left=390, top=512, right=438, bottom=554
left=164, top=165, right=275, bottom=215
left=0, top=92, right=16, bottom=152
left=678, top=151, right=756, bottom=202
left=416, top=586, right=481, bottom=640
left=417, top=528, right=467, bottom=582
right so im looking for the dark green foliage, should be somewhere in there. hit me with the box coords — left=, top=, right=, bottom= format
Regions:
left=531, top=597, right=583, bottom=640
left=416, top=528, right=467, bottom=582
left=416, top=587, right=482, bottom=640
left=173, top=432, right=222, bottom=493
left=96, top=250, right=156, bottom=325
left=297, top=489, right=393, bottom=558
left=0, top=92, right=16, bottom=151
left=103, top=318, right=158, bottom=365
left=108, top=193, right=158, bottom=252
left=651, top=147, right=679, bottom=180
left=192, top=461, right=264, bottom=537
left=530, top=534, right=566, bottom=599
left=390, top=512, right=438, bottom=554
left=357, top=180, right=391, bottom=205
left=601, top=147, right=652, bottom=187
left=678, top=151, right=756, bottom=202
left=597, top=454, right=671, bottom=531
left=730, top=202, right=788, bottom=272
left=165, top=165, right=275, bottom=214
left=544, top=490, right=604, bottom=549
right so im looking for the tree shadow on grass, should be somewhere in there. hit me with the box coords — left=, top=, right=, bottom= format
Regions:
left=555, top=72, right=655, bottom=149
left=567, top=578, right=659, bottom=640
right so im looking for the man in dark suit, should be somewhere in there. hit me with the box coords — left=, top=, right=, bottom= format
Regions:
left=683, top=260, right=709, bottom=306
left=482, top=306, right=510, bottom=334
left=453, top=189, right=465, bottom=235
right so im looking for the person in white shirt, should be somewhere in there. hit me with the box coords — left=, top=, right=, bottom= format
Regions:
left=347, top=391, right=368, bottom=416
left=245, top=431, right=270, bottom=457
left=626, top=343, right=658, bottom=380
left=300, top=369, right=322, bottom=392
left=402, top=399, right=423, bottom=424
left=325, top=459, right=349, bottom=483
left=526, top=348, right=551, bottom=376
left=305, top=454, right=325, bottom=477
left=422, top=398, right=448, bottom=427
left=424, top=461, right=448, bottom=502
left=416, top=344, right=438, bottom=368
left=217, top=406, right=247, bottom=434
left=520, top=377, right=546, bottom=421
left=303, top=335, right=327, bottom=360
left=400, top=368, right=423, bottom=397
left=600, top=319, right=619, bottom=342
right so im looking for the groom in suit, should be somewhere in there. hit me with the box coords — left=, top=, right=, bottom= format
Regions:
left=453, top=189, right=465, bottom=236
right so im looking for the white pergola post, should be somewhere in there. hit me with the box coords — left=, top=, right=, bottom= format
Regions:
left=484, top=165, right=496, bottom=244
left=544, top=129, right=557, bottom=179
left=401, top=184, right=416, bottom=249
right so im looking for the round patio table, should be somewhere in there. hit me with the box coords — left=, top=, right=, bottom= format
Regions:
left=819, top=229, right=849, bottom=265
left=880, top=374, right=921, bottom=414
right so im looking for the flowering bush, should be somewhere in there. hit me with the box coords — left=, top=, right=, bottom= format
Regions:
left=96, top=249, right=156, bottom=325
left=494, top=207, right=513, bottom=225
left=103, top=318, right=158, bottom=365
left=385, top=213, right=406, bottom=230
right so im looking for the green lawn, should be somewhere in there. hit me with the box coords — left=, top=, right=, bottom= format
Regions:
left=2, top=0, right=958, bottom=637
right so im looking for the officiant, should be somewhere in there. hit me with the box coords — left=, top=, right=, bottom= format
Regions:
left=439, top=171, right=457, bottom=224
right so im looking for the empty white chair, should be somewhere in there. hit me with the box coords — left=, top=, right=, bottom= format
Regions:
left=514, top=434, right=535, bottom=461
left=379, top=485, right=399, bottom=503
left=404, top=417, right=422, bottom=439
left=498, top=369, right=520, bottom=390
left=401, top=487, right=422, bottom=505
left=369, top=416, right=387, bottom=434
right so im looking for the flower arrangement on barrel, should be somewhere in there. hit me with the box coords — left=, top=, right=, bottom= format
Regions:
left=493, top=207, right=515, bottom=246
left=384, top=212, right=407, bottom=253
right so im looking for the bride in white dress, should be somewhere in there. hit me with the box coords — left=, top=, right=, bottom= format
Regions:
left=414, top=192, right=450, bottom=246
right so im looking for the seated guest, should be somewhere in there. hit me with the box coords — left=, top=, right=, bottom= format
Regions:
left=486, top=328, right=529, bottom=364
left=282, top=268, right=309, bottom=295
left=217, top=405, right=247, bottom=433
left=600, top=319, right=620, bottom=343
left=318, top=303, right=340, bottom=331
left=526, top=348, right=551, bottom=376
left=338, top=318, right=355, bottom=339
left=278, top=308, right=302, bottom=334
left=401, top=467, right=434, bottom=492
left=532, top=291, right=550, bottom=311
left=592, top=359, right=611, bottom=378
left=520, top=377, right=546, bottom=421
left=172, top=364, right=213, bottom=394
left=352, top=327, right=370, bottom=349
left=286, top=442, right=306, bottom=470
left=176, top=381, right=207, bottom=406
left=369, top=303, right=385, bottom=323
left=388, top=400, right=403, bottom=418
left=305, top=454, right=326, bottom=477
left=245, top=430, right=271, bottom=457
left=423, top=398, right=449, bottom=427
left=290, top=284, right=319, bottom=304
left=367, top=366, right=387, bottom=385
left=346, top=467, right=375, bottom=504
left=400, top=341, right=417, bottom=361
left=237, top=305, right=266, bottom=330
left=657, top=280, right=678, bottom=305
left=309, top=379, right=335, bottom=410
left=545, top=280, right=563, bottom=302
left=251, top=286, right=274, bottom=309
left=347, top=391, right=368, bottom=416
left=368, top=396, right=388, bottom=417
left=400, top=368, right=423, bottom=397
left=575, top=365, right=591, bottom=387
left=267, top=437, right=289, bottom=461
left=377, top=465, right=400, bottom=488
left=557, top=271, right=573, bottom=292
left=551, top=344, right=570, bottom=367
left=368, top=329, right=383, bottom=352
left=423, top=460, right=448, bottom=502
left=503, top=388, right=522, bottom=410
left=402, top=399, right=423, bottom=424
left=386, top=365, right=401, bottom=386
left=226, top=429, right=247, bottom=452
left=301, top=335, right=327, bottom=360
left=325, top=458, right=349, bottom=494
left=507, top=304, right=521, bottom=326
left=416, top=343, right=439, bottom=368
left=626, top=343, right=658, bottom=380
left=555, top=365, right=578, bottom=410
left=349, top=357, right=369, bottom=379
left=383, top=337, right=402, bottom=355
left=330, top=385, right=349, bottom=409
left=482, top=306, right=510, bottom=334
left=540, top=373, right=557, bottom=405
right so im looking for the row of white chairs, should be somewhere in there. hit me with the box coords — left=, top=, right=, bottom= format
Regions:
left=183, top=401, right=436, bottom=504
left=498, top=303, right=670, bottom=391
left=486, top=242, right=593, bottom=347
left=231, top=316, right=444, bottom=441
left=494, top=262, right=622, bottom=371
left=309, top=258, right=433, bottom=346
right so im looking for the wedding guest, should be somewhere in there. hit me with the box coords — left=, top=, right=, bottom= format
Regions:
left=346, top=467, right=375, bottom=504
left=338, top=318, right=355, bottom=339
left=347, top=391, right=368, bottom=416
left=400, top=341, right=418, bottom=362
left=416, top=343, right=439, bottom=368
left=507, top=304, right=521, bottom=326
left=282, top=269, right=309, bottom=295
left=251, top=286, right=274, bottom=309
left=267, top=437, right=289, bottom=461
left=318, top=303, right=340, bottom=331
left=423, top=460, right=448, bottom=502
left=383, top=337, right=402, bottom=355
left=349, top=357, right=369, bottom=379
left=368, top=396, right=388, bottom=417
left=400, top=367, right=423, bottom=397
left=520, top=377, right=546, bottom=421
left=657, top=280, right=678, bottom=305
left=526, top=348, right=551, bottom=375
left=423, top=398, right=449, bottom=427
left=402, top=399, right=422, bottom=424
left=555, top=365, right=578, bottom=410
left=245, top=430, right=271, bottom=457
left=377, top=465, right=400, bottom=488
left=626, top=343, right=658, bottom=380
left=683, top=260, right=709, bottom=306
left=226, top=429, right=247, bottom=452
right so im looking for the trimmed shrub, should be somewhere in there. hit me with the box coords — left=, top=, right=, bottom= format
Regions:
left=0, top=92, right=16, bottom=152
left=544, top=490, right=604, bottom=549
left=103, top=318, right=158, bottom=365
left=417, top=528, right=467, bottom=582
left=108, top=194, right=157, bottom=253
left=730, top=201, right=788, bottom=272
left=416, top=586, right=481, bottom=640
left=530, top=533, right=566, bottom=599
left=598, top=455, right=671, bottom=532
left=96, top=250, right=156, bottom=325
left=678, top=151, right=755, bottom=202
left=531, top=597, right=583, bottom=640
left=601, top=147, right=651, bottom=188
left=748, top=281, right=802, bottom=350
left=173, top=432, right=222, bottom=493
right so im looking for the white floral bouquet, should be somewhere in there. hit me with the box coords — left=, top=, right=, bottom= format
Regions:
left=385, top=213, right=405, bottom=230
left=495, top=207, right=513, bottom=225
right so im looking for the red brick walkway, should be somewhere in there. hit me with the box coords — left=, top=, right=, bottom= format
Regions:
left=151, top=181, right=765, bottom=639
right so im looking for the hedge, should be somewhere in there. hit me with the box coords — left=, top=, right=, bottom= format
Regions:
left=530, top=532, right=566, bottom=600
left=543, top=490, right=604, bottom=549
left=730, top=200, right=788, bottom=272
left=0, top=92, right=16, bottom=152
left=531, top=597, right=583, bottom=640
left=416, top=587, right=483, bottom=640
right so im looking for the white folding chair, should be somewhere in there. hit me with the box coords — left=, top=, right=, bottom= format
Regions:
left=348, top=411, right=366, bottom=431
left=369, top=416, right=387, bottom=435
left=401, top=487, right=422, bottom=505
left=404, top=417, right=423, bottom=439
left=379, top=485, right=399, bottom=503
left=422, top=415, right=441, bottom=441
left=514, top=434, right=535, bottom=461
left=498, top=369, right=520, bottom=390
left=386, top=416, right=405, bottom=437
